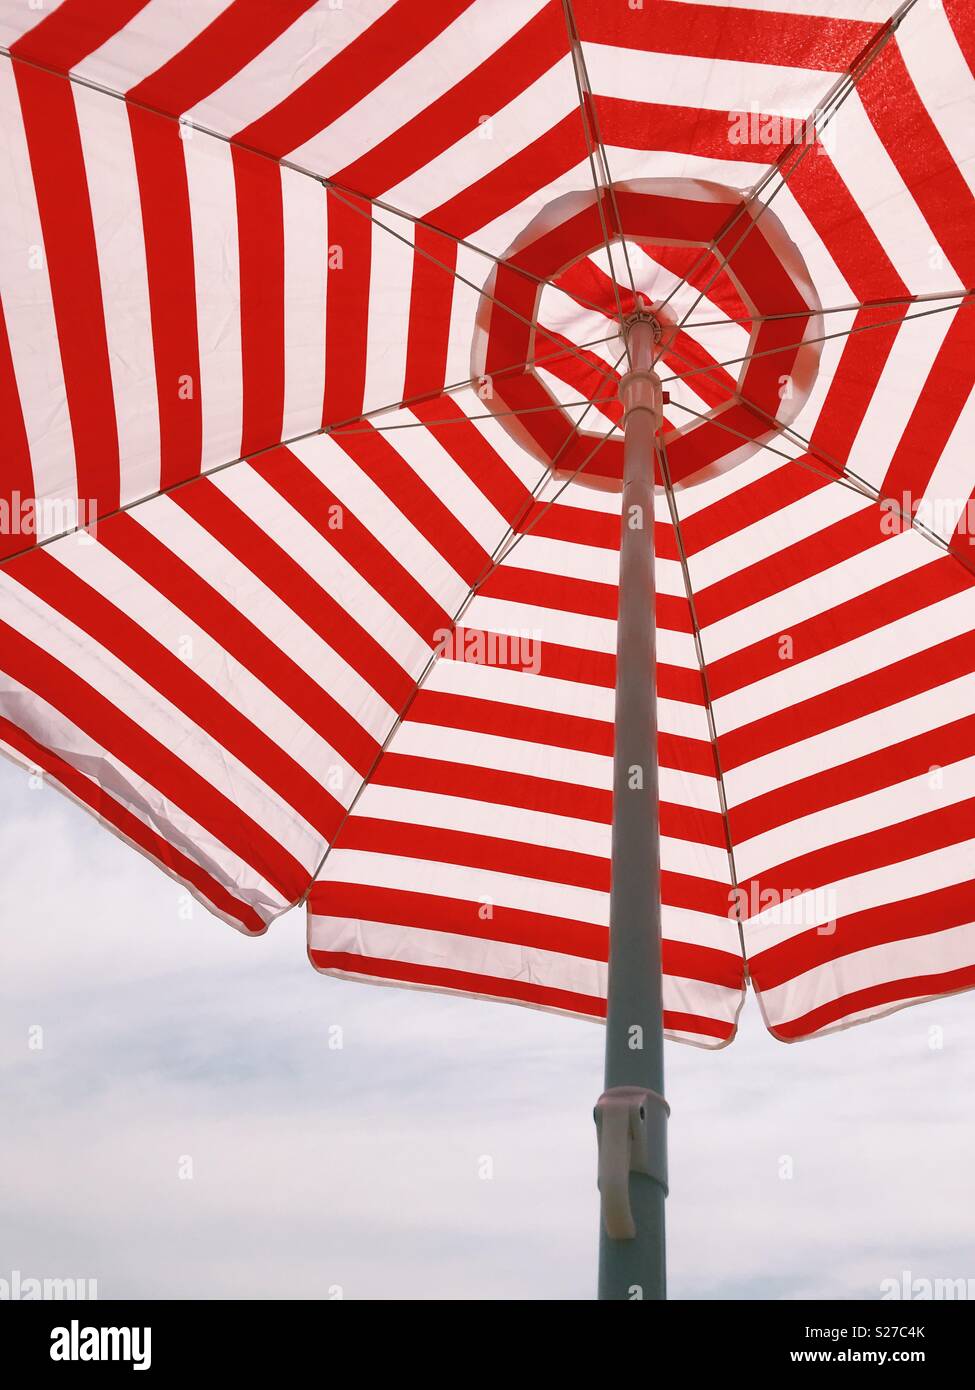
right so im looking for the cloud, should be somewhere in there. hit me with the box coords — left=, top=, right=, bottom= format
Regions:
left=1, top=758, right=973, bottom=1299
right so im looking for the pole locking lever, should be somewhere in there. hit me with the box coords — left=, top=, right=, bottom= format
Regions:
left=594, top=1086, right=669, bottom=1240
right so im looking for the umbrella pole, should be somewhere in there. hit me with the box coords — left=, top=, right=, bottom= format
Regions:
left=595, top=313, right=668, bottom=1301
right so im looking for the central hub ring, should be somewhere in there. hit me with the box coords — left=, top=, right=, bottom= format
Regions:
left=471, top=178, right=823, bottom=490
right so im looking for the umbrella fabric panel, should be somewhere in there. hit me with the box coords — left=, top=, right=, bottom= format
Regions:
left=308, top=475, right=747, bottom=1048
left=0, top=51, right=336, bottom=558
left=0, top=0, right=974, bottom=1047
left=684, top=457, right=975, bottom=1041
left=0, top=417, right=546, bottom=929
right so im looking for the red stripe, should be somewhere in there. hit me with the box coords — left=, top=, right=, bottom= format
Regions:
left=236, top=0, right=475, bottom=159
left=315, top=881, right=605, bottom=957
left=945, top=0, right=975, bottom=80
left=127, top=104, right=202, bottom=490
left=0, top=295, right=35, bottom=561
left=882, top=310, right=975, bottom=503
left=309, top=882, right=742, bottom=988
left=402, top=227, right=457, bottom=405
left=11, top=547, right=345, bottom=840
left=312, top=948, right=610, bottom=1019
left=309, top=951, right=735, bottom=1038
left=681, top=463, right=825, bottom=556
left=439, top=635, right=704, bottom=704
left=322, top=190, right=371, bottom=426
left=174, top=477, right=413, bottom=709
left=342, top=815, right=611, bottom=891
left=14, top=62, right=120, bottom=513
left=127, top=0, right=318, bottom=113
left=100, top=512, right=378, bottom=776
left=0, top=618, right=308, bottom=899
left=733, top=710, right=975, bottom=844
left=427, top=112, right=587, bottom=240
left=694, top=504, right=887, bottom=630
left=371, top=751, right=726, bottom=847
left=10, top=0, right=149, bottom=70
left=861, top=43, right=975, bottom=289
left=512, top=502, right=679, bottom=562
left=409, top=397, right=530, bottom=525
left=722, top=626, right=975, bottom=772
left=254, top=446, right=449, bottom=642
left=335, top=816, right=728, bottom=915
left=572, top=0, right=873, bottom=70
left=406, top=688, right=715, bottom=774
left=770, top=963, right=975, bottom=1041
left=333, top=1, right=568, bottom=195
left=708, top=555, right=968, bottom=701
left=743, top=795, right=975, bottom=903
left=750, top=879, right=975, bottom=993
left=0, top=714, right=264, bottom=934
left=333, top=424, right=489, bottom=584
left=232, top=145, right=285, bottom=457
left=478, top=565, right=693, bottom=631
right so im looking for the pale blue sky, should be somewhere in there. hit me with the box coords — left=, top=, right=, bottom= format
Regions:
left=1, top=753, right=973, bottom=1300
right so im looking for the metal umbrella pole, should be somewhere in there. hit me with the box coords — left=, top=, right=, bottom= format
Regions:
left=595, top=312, right=668, bottom=1301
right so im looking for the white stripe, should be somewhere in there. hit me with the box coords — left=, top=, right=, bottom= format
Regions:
left=736, top=753, right=975, bottom=882
left=363, top=208, right=414, bottom=417
left=215, top=463, right=428, bottom=678
left=0, top=667, right=288, bottom=919
left=898, top=4, right=975, bottom=204
left=746, top=838, right=975, bottom=954
left=290, top=0, right=550, bottom=176
left=0, top=0, right=68, bottom=48
left=701, top=527, right=930, bottom=663
left=135, top=496, right=396, bottom=744
left=725, top=668, right=975, bottom=806
left=309, top=913, right=741, bottom=1022
left=73, top=82, right=161, bottom=503
left=0, top=566, right=327, bottom=869
left=182, top=128, right=243, bottom=468
left=0, top=58, right=76, bottom=506
left=714, top=574, right=975, bottom=732
left=52, top=530, right=369, bottom=802
left=184, top=0, right=398, bottom=136
left=760, top=919, right=975, bottom=1031
left=293, top=432, right=468, bottom=614
left=281, top=169, right=328, bottom=439
left=79, top=0, right=230, bottom=90
left=425, top=653, right=713, bottom=740
left=386, top=410, right=511, bottom=554
left=351, top=780, right=730, bottom=879
left=361, top=719, right=724, bottom=812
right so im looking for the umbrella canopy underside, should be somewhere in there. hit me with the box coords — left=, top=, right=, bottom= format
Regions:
left=2, top=0, right=975, bottom=1046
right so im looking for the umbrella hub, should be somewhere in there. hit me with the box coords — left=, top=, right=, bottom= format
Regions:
left=471, top=177, right=824, bottom=492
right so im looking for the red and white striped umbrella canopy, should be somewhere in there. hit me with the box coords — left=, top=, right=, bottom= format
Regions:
left=2, top=0, right=974, bottom=1047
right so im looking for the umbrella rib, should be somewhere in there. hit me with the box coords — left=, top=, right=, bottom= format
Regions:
left=325, top=181, right=620, bottom=389
left=0, top=45, right=618, bottom=328
left=0, top=332, right=622, bottom=568
left=343, top=399, right=611, bottom=433
left=659, top=294, right=975, bottom=388
left=735, top=397, right=975, bottom=578
left=666, top=398, right=975, bottom=585
left=649, top=0, right=920, bottom=346
left=0, top=416, right=338, bottom=568
left=298, top=408, right=622, bottom=902
left=561, top=0, right=637, bottom=337
left=682, top=289, right=975, bottom=332
left=653, top=430, right=745, bottom=962
left=328, top=331, right=620, bottom=430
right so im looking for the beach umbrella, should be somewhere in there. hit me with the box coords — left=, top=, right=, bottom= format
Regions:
left=1, top=0, right=974, bottom=1299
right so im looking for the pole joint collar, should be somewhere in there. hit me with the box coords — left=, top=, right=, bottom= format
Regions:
left=594, top=1086, right=669, bottom=1240
left=619, top=368, right=664, bottom=424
